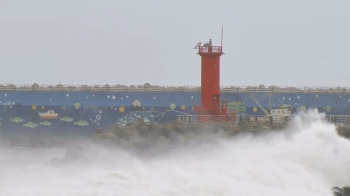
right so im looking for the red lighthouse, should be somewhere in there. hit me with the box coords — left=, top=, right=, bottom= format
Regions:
left=193, top=38, right=228, bottom=121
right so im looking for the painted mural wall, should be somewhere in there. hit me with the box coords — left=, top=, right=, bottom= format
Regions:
left=1, top=91, right=350, bottom=136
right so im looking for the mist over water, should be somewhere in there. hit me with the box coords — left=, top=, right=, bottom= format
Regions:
left=0, top=110, right=350, bottom=196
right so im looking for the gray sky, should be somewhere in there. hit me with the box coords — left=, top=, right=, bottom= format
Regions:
left=0, top=0, right=349, bottom=87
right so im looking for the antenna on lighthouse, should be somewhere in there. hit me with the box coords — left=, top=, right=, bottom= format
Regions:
left=221, top=25, right=224, bottom=47
left=193, top=42, right=202, bottom=49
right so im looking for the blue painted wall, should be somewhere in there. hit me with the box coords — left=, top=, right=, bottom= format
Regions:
left=0, top=91, right=349, bottom=136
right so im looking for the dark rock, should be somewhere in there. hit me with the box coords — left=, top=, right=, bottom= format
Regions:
left=91, top=132, right=120, bottom=144
left=119, top=138, right=128, bottom=148
left=183, top=131, right=196, bottom=140
left=132, top=119, right=144, bottom=128
left=95, top=128, right=104, bottom=134
left=239, top=121, right=251, bottom=131
left=212, top=124, right=222, bottom=133
left=147, top=135, right=169, bottom=150
left=187, top=123, right=211, bottom=135
left=162, top=123, right=174, bottom=133
left=203, top=122, right=215, bottom=126
left=219, top=130, right=239, bottom=138
left=148, top=123, right=163, bottom=132
left=108, top=124, right=121, bottom=135
left=129, top=129, right=141, bottom=141
left=216, top=129, right=226, bottom=135
left=222, top=123, right=239, bottom=132
left=168, top=131, right=186, bottom=145
left=251, top=123, right=265, bottom=129
left=173, top=124, right=187, bottom=135
left=343, top=186, right=350, bottom=196
left=119, top=130, right=131, bottom=141
left=138, top=124, right=149, bottom=138
left=156, top=136, right=169, bottom=146
left=337, top=126, right=350, bottom=138
left=126, top=138, right=150, bottom=153
left=186, top=123, right=198, bottom=131
left=205, top=124, right=215, bottom=131
left=194, top=134, right=217, bottom=145
left=171, top=120, right=188, bottom=126
left=148, top=130, right=161, bottom=143
left=125, top=122, right=133, bottom=127
left=249, top=123, right=271, bottom=134
left=144, top=136, right=172, bottom=156
left=271, top=123, right=286, bottom=131
left=146, top=124, right=167, bottom=137
left=202, top=129, right=215, bottom=136
left=332, top=187, right=344, bottom=196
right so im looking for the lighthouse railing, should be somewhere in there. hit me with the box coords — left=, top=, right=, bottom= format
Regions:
left=198, top=46, right=222, bottom=53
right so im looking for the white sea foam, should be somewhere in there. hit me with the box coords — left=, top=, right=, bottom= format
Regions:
left=0, top=110, right=349, bottom=196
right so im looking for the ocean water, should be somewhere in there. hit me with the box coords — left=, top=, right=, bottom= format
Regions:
left=0, top=110, right=349, bottom=196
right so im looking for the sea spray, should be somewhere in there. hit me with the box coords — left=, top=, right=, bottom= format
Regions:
left=0, top=110, right=349, bottom=195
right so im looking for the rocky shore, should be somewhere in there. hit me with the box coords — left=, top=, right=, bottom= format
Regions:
left=91, top=119, right=350, bottom=153
left=49, top=119, right=290, bottom=167
left=335, top=125, right=350, bottom=139
left=91, top=120, right=280, bottom=152
left=332, top=186, right=350, bottom=196
left=1, top=118, right=349, bottom=149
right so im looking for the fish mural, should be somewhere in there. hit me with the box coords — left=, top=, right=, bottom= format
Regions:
left=59, top=116, right=74, bottom=123
left=10, top=117, right=24, bottom=123
left=116, top=111, right=165, bottom=127
left=39, top=121, right=52, bottom=126
left=73, top=120, right=89, bottom=127
left=23, top=122, right=38, bottom=129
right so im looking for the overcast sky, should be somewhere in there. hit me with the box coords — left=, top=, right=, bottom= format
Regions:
left=0, top=0, right=349, bottom=87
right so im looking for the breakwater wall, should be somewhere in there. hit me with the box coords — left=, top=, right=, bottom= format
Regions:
left=2, top=83, right=350, bottom=93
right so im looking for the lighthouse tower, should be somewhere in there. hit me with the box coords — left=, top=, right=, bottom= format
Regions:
left=193, top=39, right=228, bottom=121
